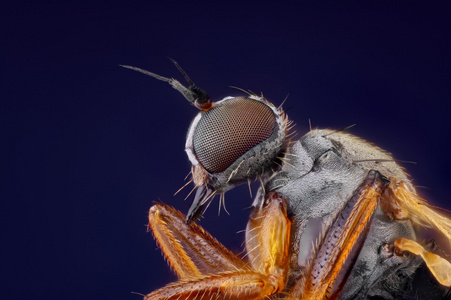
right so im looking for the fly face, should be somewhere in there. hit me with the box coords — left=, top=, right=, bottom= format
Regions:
left=185, top=94, right=288, bottom=222
left=123, top=62, right=451, bottom=299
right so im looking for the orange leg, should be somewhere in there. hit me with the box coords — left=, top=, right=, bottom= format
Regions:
left=146, top=193, right=291, bottom=300
left=289, top=170, right=389, bottom=299
left=380, top=178, right=451, bottom=287
left=148, top=204, right=246, bottom=279
left=394, top=238, right=451, bottom=287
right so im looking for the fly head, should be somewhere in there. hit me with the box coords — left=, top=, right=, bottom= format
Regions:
left=121, top=60, right=289, bottom=223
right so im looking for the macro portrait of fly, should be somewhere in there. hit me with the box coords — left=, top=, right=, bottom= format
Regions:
left=122, top=61, right=451, bottom=299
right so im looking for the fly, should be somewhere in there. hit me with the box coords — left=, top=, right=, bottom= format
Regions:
left=122, top=61, right=451, bottom=299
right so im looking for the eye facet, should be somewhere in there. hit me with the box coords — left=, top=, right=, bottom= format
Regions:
left=192, top=97, right=277, bottom=173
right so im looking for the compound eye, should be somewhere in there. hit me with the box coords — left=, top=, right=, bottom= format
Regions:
left=192, top=97, right=277, bottom=173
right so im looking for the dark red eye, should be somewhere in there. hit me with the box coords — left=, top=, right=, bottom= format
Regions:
left=192, top=97, right=277, bottom=173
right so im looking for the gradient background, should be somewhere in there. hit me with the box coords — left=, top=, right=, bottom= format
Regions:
left=2, top=1, right=451, bottom=299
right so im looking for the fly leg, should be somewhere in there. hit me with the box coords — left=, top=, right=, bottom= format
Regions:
left=380, top=178, right=451, bottom=287
left=288, top=170, right=390, bottom=299
left=245, top=191, right=292, bottom=294
left=147, top=203, right=247, bottom=280
left=145, top=195, right=291, bottom=300
left=394, top=237, right=451, bottom=287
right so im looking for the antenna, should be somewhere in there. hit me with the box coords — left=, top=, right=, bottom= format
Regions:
left=120, top=59, right=212, bottom=110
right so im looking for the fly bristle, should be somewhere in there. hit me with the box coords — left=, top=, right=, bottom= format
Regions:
left=131, top=292, right=147, bottom=297
left=283, top=152, right=298, bottom=157
left=219, top=193, right=230, bottom=216
left=279, top=157, right=295, bottom=168
left=321, top=124, right=356, bottom=137
left=247, top=179, right=253, bottom=198
left=229, top=85, right=253, bottom=96
left=174, top=178, right=193, bottom=196
left=273, top=160, right=283, bottom=169
left=184, top=183, right=198, bottom=201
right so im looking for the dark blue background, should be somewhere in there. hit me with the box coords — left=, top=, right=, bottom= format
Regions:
left=2, top=1, right=450, bottom=299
